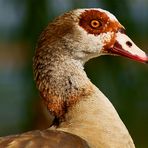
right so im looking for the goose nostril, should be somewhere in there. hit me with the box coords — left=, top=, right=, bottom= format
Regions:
left=126, top=41, right=132, bottom=47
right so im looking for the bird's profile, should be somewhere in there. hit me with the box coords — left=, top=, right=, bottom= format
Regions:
left=0, top=8, right=148, bottom=148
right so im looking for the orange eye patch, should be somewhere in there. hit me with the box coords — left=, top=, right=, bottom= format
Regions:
left=79, top=10, right=122, bottom=35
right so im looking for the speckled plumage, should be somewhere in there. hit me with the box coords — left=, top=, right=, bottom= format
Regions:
left=0, top=130, right=89, bottom=148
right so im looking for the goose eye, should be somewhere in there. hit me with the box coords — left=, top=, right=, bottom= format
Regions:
left=90, top=20, right=101, bottom=29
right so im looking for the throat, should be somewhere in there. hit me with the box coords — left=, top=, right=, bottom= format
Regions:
left=35, top=56, right=93, bottom=120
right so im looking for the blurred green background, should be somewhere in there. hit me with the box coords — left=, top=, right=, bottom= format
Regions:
left=0, top=0, right=148, bottom=147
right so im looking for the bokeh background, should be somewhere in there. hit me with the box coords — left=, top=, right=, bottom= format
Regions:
left=0, top=0, right=148, bottom=147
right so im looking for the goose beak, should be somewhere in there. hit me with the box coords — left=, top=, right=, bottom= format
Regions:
left=108, top=32, right=148, bottom=63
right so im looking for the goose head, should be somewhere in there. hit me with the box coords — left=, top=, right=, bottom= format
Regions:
left=36, top=8, right=147, bottom=64
left=34, top=8, right=148, bottom=121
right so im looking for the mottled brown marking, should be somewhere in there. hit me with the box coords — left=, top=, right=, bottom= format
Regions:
left=40, top=83, right=93, bottom=120
left=103, top=33, right=116, bottom=52
left=103, top=28, right=125, bottom=53
left=79, top=10, right=122, bottom=36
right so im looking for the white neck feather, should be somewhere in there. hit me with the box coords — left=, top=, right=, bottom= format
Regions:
left=57, top=84, right=135, bottom=148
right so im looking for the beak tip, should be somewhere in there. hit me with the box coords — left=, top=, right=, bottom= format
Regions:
left=142, top=54, right=148, bottom=64
left=145, top=54, right=148, bottom=64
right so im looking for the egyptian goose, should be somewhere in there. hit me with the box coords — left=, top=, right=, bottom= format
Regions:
left=0, top=8, right=147, bottom=148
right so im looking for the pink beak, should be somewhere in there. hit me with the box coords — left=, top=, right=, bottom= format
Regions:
left=108, top=32, right=148, bottom=63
